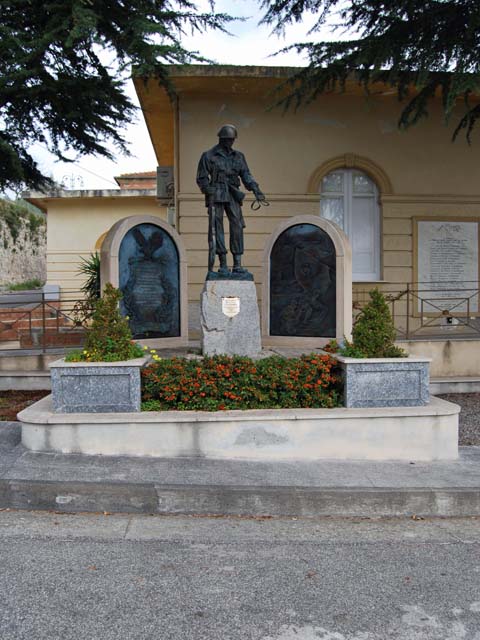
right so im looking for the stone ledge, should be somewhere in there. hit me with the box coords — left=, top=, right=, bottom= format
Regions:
left=49, top=357, right=149, bottom=369
left=2, top=480, right=480, bottom=517
left=19, top=396, right=460, bottom=461
left=334, top=354, right=432, bottom=364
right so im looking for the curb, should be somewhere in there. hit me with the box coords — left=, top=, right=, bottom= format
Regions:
left=2, top=479, right=480, bottom=518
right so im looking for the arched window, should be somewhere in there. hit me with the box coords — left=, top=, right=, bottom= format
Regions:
left=320, top=169, right=380, bottom=281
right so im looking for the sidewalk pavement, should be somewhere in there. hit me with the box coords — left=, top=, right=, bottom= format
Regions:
left=1, top=420, right=480, bottom=518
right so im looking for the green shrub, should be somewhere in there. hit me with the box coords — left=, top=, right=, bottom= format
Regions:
left=323, top=290, right=406, bottom=359
left=141, top=353, right=342, bottom=411
left=65, top=283, right=144, bottom=362
left=78, top=252, right=101, bottom=301
left=8, top=278, right=43, bottom=291
left=0, top=198, right=45, bottom=245
left=338, top=339, right=369, bottom=358
left=348, top=288, right=406, bottom=358
left=71, top=252, right=102, bottom=326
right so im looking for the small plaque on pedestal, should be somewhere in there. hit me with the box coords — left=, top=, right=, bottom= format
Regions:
left=222, top=297, right=240, bottom=318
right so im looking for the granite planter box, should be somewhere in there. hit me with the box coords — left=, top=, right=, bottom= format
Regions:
left=332, top=354, right=431, bottom=408
left=49, top=357, right=149, bottom=413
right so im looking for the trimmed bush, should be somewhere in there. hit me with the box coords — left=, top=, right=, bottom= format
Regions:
left=324, top=289, right=406, bottom=359
left=141, top=353, right=342, bottom=411
left=350, top=288, right=405, bottom=358
left=66, top=283, right=144, bottom=362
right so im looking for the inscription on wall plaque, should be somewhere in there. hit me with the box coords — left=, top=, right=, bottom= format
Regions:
left=119, top=223, right=180, bottom=338
left=222, top=297, right=240, bottom=318
left=417, top=220, right=479, bottom=313
left=269, top=223, right=336, bottom=337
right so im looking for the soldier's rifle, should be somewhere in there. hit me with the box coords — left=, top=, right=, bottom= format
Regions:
left=207, top=163, right=219, bottom=273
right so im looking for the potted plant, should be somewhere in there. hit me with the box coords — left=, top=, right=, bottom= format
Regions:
left=50, top=283, right=149, bottom=413
left=324, top=289, right=430, bottom=408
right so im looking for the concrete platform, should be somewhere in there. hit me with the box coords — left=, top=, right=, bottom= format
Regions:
left=18, top=395, right=460, bottom=461
left=1, top=420, right=480, bottom=517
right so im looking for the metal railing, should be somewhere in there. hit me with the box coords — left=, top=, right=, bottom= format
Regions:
left=1, top=281, right=479, bottom=354
left=0, top=289, right=90, bottom=353
left=354, top=281, right=480, bottom=340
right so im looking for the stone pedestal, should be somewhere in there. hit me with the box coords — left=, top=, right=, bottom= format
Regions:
left=200, top=280, right=262, bottom=357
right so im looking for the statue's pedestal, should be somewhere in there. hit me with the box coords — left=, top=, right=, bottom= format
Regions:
left=200, top=280, right=262, bottom=357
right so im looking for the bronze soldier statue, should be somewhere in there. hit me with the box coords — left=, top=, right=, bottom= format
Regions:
left=196, top=124, right=265, bottom=278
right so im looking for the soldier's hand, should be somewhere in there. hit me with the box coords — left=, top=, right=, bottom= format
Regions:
left=254, top=190, right=266, bottom=202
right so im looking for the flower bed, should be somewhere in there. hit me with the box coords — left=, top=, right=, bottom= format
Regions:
left=141, top=354, right=341, bottom=411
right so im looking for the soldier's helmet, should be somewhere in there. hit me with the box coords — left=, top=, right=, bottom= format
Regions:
left=217, top=124, right=238, bottom=139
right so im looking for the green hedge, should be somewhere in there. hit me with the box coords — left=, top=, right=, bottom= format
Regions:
left=141, top=354, right=342, bottom=411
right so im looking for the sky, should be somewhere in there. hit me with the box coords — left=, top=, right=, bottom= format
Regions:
left=31, top=0, right=326, bottom=190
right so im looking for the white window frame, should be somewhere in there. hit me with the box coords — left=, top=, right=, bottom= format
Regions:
left=320, top=169, right=381, bottom=282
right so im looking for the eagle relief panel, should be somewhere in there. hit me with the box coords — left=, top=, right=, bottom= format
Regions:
left=119, top=223, right=180, bottom=339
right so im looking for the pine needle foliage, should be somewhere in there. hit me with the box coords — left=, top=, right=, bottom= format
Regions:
left=260, top=0, right=480, bottom=141
left=0, top=1, right=235, bottom=191
left=348, top=289, right=406, bottom=358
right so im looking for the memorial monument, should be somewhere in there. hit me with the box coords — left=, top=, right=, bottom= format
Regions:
left=197, top=124, right=265, bottom=356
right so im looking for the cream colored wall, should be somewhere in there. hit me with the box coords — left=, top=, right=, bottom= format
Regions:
left=46, top=197, right=166, bottom=294
left=178, top=92, right=480, bottom=196
left=176, top=90, right=480, bottom=333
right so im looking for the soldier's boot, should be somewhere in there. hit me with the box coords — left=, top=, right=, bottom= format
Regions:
left=218, top=254, right=230, bottom=276
left=232, top=254, right=246, bottom=274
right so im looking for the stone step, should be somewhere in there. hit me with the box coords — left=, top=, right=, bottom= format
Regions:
left=0, top=302, right=61, bottom=319
left=19, top=328, right=85, bottom=349
left=0, top=434, right=479, bottom=517
left=430, top=377, right=480, bottom=394
left=0, top=370, right=51, bottom=390
left=0, top=317, right=71, bottom=329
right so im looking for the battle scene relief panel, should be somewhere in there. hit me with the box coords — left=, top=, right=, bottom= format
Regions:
left=269, top=223, right=336, bottom=337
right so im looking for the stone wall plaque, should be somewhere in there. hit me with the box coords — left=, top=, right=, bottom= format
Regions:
left=119, top=223, right=180, bottom=338
left=222, top=297, right=240, bottom=318
left=415, top=218, right=479, bottom=313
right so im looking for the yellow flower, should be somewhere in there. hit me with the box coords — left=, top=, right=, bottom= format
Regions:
left=150, top=349, right=157, bottom=354
left=83, top=350, right=88, bottom=355
left=143, top=345, right=148, bottom=350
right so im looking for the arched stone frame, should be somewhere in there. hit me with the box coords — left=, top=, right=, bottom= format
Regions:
left=95, top=231, right=108, bottom=251
left=100, top=215, right=188, bottom=346
left=261, top=215, right=352, bottom=348
left=306, top=153, right=394, bottom=195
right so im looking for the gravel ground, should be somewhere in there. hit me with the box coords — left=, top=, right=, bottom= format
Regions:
left=438, top=393, right=480, bottom=446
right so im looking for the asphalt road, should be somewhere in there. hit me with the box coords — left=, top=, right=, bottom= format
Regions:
left=0, top=511, right=479, bottom=640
